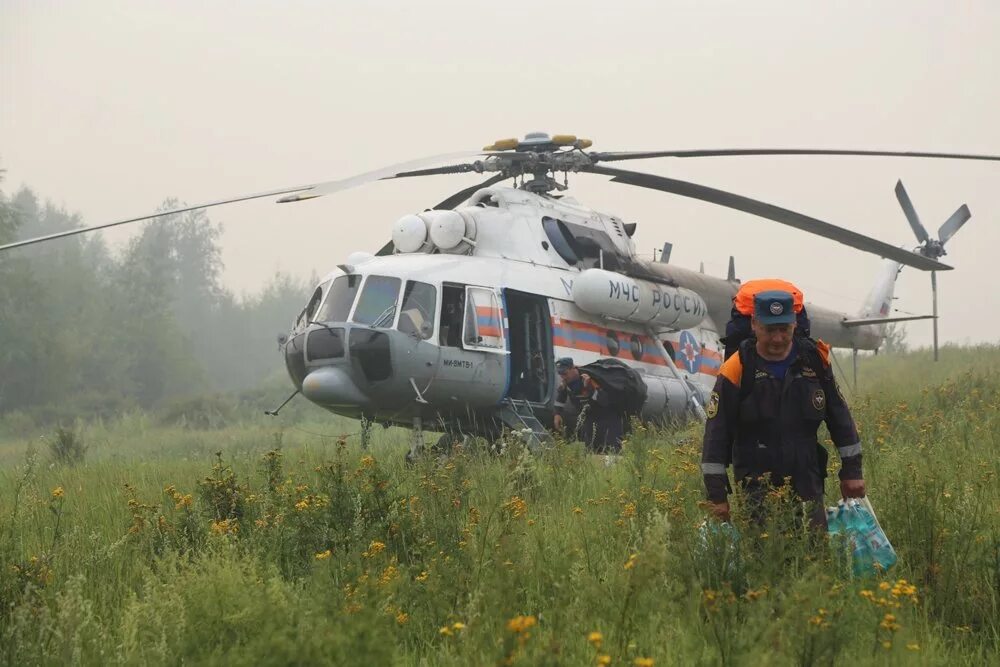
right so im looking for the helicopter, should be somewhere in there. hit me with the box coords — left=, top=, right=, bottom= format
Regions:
left=3, top=132, right=998, bottom=454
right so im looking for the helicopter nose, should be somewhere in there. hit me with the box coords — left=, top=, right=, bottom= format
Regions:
left=301, top=366, right=368, bottom=407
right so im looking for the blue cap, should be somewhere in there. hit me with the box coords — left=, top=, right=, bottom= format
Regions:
left=555, top=357, right=574, bottom=372
left=754, top=290, right=796, bottom=325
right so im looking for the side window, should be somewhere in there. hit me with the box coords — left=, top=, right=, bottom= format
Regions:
left=463, top=287, right=504, bottom=350
left=296, top=282, right=326, bottom=328
left=397, top=281, right=436, bottom=340
left=352, top=275, right=402, bottom=326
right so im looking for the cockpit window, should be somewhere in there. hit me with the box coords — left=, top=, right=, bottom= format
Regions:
left=352, top=275, right=402, bottom=327
left=315, top=275, right=361, bottom=323
left=397, top=281, right=436, bottom=340
left=297, top=280, right=329, bottom=328
left=541, top=216, right=619, bottom=269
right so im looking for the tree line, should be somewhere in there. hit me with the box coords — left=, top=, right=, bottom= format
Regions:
left=0, top=173, right=311, bottom=421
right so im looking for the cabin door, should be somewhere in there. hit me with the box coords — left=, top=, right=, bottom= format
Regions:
left=503, top=289, right=553, bottom=405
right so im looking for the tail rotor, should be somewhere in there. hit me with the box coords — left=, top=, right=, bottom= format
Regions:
left=894, top=180, right=972, bottom=360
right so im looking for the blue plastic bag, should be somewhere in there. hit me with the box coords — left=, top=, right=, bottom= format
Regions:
left=827, top=497, right=897, bottom=576
left=696, top=520, right=742, bottom=580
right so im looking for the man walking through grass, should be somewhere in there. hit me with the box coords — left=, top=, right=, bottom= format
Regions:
left=700, top=289, right=866, bottom=529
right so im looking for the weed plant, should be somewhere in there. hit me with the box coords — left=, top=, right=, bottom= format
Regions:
left=0, top=346, right=997, bottom=665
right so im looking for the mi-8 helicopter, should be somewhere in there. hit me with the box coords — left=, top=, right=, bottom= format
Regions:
left=4, top=133, right=998, bottom=453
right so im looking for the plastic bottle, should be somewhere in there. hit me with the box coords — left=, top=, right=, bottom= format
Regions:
left=844, top=500, right=876, bottom=576
left=854, top=499, right=898, bottom=572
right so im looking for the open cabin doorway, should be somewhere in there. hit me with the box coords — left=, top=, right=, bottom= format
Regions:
left=504, top=290, right=553, bottom=404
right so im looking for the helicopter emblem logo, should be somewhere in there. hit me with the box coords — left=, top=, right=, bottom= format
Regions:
left=679, top=330, right=702, bottom=374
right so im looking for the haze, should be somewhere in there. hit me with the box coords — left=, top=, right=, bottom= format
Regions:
left=2, top=0, right=997, bottom=347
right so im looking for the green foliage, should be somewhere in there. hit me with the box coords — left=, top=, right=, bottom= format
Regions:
left=47, top=427, right=87, bottom=466
left=0, top=175, right=310, bottom=423
left=1, top=347, right=998, bottom=664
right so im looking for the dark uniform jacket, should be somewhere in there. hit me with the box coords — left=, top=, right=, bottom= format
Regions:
left=580, top=385, right=626, bottom=452
left=555, top=377, right=586, bottom=418
left=701, top=339, right=862, bottom=503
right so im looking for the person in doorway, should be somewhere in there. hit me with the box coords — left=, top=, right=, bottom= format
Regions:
left=700, top=290, right=865, bottom=529
left=553, top=357, right=585, bottom=439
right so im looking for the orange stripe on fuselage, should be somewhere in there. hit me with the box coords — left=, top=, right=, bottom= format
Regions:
left=551, top=317, right=667, bottom=366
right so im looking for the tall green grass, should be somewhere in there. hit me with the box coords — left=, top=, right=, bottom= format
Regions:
left=1, top=346, right=998, bottom=665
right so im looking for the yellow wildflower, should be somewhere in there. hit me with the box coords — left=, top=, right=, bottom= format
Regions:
left=360, top=455, right=375, bottom=469
left=395, top=611, right=409, bottom=625
left=597, top=655, right=612, bottom=666
left=439, top=626, right=453, bottom=636
left=634, top=658, right=654, bottom=667
left=506, top=614, right=537, bottom=633
left=294, top=499, right=310, bottom=511
left=315, top=549, right=332, bottom=560
left=51, top=486, right=64, bottom=499
left=504, top=496, right=529, bottom=519
left=587, top=631, right=603, bottom=649
left=210, top=518, right=238, bottom=535
left=378, top=564, right=399, bottom=586
left=906, top=643, right=920, bottom=651
left=624, top=553, right=639, bottom=570
left=452, top=621, right=466, bottom=631
left=415, top=570, right=429, bottom=582
left=363, top=540, right=386, bottom=558
left=621, top=502, right=636, bottom=519
left=573, top=506, right=583, bottom=514
left=879, top=581, right=890, bottom=591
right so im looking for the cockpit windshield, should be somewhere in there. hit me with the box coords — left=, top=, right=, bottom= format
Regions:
left=352, top=275, right=402, bottom=327
left=315, top=275, right=361, bottom=323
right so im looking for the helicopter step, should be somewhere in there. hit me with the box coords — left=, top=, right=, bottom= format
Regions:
left=498, top=398, right=552, bottom=451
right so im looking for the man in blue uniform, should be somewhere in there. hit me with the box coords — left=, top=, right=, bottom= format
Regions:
left=700, top=290, right=866, bottom=528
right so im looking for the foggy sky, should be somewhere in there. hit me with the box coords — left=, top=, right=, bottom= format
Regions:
left=2, top=0, right=998, bottom=347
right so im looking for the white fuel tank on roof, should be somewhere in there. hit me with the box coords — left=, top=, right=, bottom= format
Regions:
left=571, top=269, right=708, bottom=330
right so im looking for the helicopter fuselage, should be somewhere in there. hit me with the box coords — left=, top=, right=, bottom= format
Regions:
left=281, top=185, right=888, bottom=435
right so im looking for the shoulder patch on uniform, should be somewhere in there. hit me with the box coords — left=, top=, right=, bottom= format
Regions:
left=801, top=366, right=817, bottom=378
left=706, top=391, right=719, bottom=419
left=719, top=354, right=743, bottom=387
left=812, top=388, right=826, bottom=410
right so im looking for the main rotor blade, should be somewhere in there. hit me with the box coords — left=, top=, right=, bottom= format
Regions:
left=591, top=148, right=1000, bottom=163
left=894, top=180, right=929, bottom=243
left=276, top=151, right=484, bottom=202
left=389, top=164, right=480, bottom=178
left=589, top=165, right=952, bottom=272
left=0, top=185, right=312, bottom=252
left=433, top=173, right=508, bottom=209
left=0, top=151, right=484, bottom=253
left=938, top=204, right=971, bottom=245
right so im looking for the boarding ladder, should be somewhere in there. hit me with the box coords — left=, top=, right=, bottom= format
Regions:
left=499, top=398, right=552, bottom=451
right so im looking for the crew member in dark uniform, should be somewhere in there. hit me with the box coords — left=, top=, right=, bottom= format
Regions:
left=701, top=290, right=866, bottom=529
left=553, top=357, right=585, bottom=439
left=579, top=371, right=626, bottom=453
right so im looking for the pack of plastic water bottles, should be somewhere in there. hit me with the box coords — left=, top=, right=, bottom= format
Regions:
left=826, top=497, right=897, bottom=576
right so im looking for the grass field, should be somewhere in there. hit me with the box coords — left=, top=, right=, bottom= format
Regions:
left=1, top=345, right=998, bottom=665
